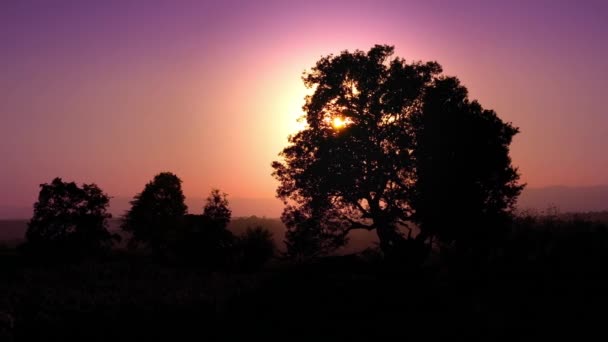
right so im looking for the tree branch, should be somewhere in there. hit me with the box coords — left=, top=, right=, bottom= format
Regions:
left=344, top=217, right=375, bottom=232
left=353, top=200, right=371, bottom=217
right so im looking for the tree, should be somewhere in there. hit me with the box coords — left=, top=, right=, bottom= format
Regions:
left=411, top=77, right=524, bottom=250
left=121, top=172, right=187, bottom=254
left=25, top=177, right=118, bottom=258
left=202, top=189, right=232, bottom=230
left=178, top=189, right=234, bottom=266
left=199, top=189, right=234, bottom=262
left=272, top=45, right=523, bottom=257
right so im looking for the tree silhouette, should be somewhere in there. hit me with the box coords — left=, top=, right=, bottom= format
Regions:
left=272, top=45, right=523, bottom=257
left=411, top=77, right=524, bottom=250
left=121, top=172, right=187, bottom=255
left=179, top=189, right=234, bottom=267
left=202, top=189, right=231, bottom=230
left=25, top=177, right=118, bottom=258
left=281, top=203, right=346, bottom=259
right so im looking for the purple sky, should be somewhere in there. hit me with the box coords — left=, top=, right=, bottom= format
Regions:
left=1, top=0, right=607, bottom=213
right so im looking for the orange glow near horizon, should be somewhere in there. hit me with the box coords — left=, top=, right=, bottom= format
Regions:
left=2, top=1, right=608, bottom=217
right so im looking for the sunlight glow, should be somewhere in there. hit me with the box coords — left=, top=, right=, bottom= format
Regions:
left=332, top=116, right=347, bottom=129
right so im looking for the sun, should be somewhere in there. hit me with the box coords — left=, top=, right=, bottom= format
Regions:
left=332, top=116, right=347, bottom=129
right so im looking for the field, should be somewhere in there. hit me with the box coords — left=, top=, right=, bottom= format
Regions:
left=0, top=216, right=379, bottom=255
left=2, top=250, right=608, bottom=340
left=3, top=213, right=608, bottom=340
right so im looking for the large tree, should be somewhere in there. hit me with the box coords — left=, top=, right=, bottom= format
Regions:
left=121, top=172, right=188, bottom=254
left=272, top=45, right=523, bottom=257
left=25, top=177, right=118, bottom=258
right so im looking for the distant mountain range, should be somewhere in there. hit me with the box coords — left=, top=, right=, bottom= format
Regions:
left=107, top=196, right=285, bottom=218
left=516, top=185, right=608, bottom=213
left=0, top=197, right=285, bottom=220
left=1, top=186, right=608, bottom=220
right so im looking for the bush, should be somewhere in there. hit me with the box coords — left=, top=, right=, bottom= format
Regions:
left=178, top=214, right=235, bottom=268
left=235, top=226, right=275, bottom=271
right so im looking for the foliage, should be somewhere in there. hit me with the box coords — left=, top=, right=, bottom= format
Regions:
left=281, top=206, right=345, bottom=259
left=203, top=189, right=231, bottom=230
left=25, top=178, right=118, bottom=258
left=235, top=226, right=275, bottom=270
left=272, top=44, right=523, bottom=257
left=178, top=189, right=234, bottom=267
left=179, top=214, right=235, bottom=267
left=5, top=213, right=608, bottom=340
left=505, top=212, right=608, bottom=274
left=121, top=172, right=187, bottom=255
left=410, top=77, right=524, bottom=249
left=229, top=216, right=286, bottom=250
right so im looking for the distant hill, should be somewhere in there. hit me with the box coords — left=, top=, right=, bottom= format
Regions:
left=0, top=196, right=285, bottom=220
left=3, top=185, right=607, bottom=220
left=517, top=185, right=608, bottom=213
left=0, top=216, right=377, bottom=254
left=230, top=216, right=287, bottom=251
left=0, top=218, right=290, bottom=248
left=107, top=196, right=284, bottom=219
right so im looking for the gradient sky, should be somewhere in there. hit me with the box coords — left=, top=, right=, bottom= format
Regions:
left=1, top=0, right=607, bottom=211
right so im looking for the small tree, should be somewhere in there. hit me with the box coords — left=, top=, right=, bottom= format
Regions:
left=202, top=189, right=231, bottom=229
left=121, top=172, right=187, bottom=254
left=25, top=177, right=118, bottom=258
left=201, top=189, right=234, bottom=264
left=178, top=189, right=234, bottom=267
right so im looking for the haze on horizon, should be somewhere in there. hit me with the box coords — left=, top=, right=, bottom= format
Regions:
left=2, top=0, right=608, bottom=215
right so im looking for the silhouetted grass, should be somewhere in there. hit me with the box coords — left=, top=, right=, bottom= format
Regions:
left=2, top=213, right=608, bottom=340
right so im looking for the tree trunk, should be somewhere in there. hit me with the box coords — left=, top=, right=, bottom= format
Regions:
left=375, top=222, right=402, bottom=255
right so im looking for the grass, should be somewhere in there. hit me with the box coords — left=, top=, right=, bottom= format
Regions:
left=3, top=213, right=608, bottom=340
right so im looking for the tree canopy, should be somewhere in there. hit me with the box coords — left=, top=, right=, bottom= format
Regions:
left=411, top=77, right=523, bottom=247
left=272, top=45, right=523, bottom=257
left=121, top=172, right=188, bottom=254
left=25, top=177, right=118, bottom=258
left=202, top=189, right=232, bottom=230
left=180, top=189, right=234, bottom=266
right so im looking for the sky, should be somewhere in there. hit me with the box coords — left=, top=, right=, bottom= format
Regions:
left=1, top=0, right=607, bottom=215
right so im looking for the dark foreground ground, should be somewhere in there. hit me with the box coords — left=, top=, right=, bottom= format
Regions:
left=2, top=249, right=608, bottom=342
left=3, top=212, right=608, bottom=341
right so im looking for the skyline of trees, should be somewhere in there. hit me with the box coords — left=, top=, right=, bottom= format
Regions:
left=23, top=45, right=524, bottom=263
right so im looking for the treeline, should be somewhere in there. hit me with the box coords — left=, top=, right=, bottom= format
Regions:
left=500, top=211, right=608, bottom=278
left=16, top=172, right=608, bottom=277
left=20, top=172, right=275, bottom=270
